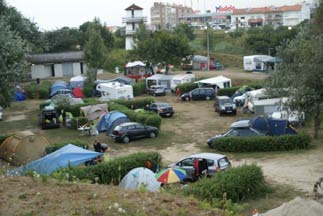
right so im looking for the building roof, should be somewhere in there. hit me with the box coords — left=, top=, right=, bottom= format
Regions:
left=27, top=51, right=84, bottom=64
left=233, top=4, right=302, bottom=15
left=125, top=4, right=143, bottom=11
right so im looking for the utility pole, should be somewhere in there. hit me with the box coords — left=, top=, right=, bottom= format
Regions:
left=206, top=26, right=210, bottom=71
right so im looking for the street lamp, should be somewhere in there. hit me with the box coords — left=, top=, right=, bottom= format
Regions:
left=205, top=26, right=210, bottom=71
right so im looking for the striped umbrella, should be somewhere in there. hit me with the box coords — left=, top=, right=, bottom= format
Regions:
left=156, top=167, right=187, bottom=184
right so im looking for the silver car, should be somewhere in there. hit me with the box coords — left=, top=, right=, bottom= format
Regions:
left=168, top=153, right=231, bottom=181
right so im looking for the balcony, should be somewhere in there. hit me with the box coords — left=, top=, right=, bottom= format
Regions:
left=125, top=30, right=137, bottom=35
left=122, top=17, right=147, bottom=23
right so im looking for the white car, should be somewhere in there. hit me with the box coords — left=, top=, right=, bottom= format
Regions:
left=168, top=153, right=231, bottom=181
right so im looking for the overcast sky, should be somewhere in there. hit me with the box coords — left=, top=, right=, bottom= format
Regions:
left=6, top=0, right=313, bottom=31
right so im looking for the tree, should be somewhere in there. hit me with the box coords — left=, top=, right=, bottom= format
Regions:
left=174, top=23, right=195, bottom=41
left=84, top=27, right=107, bottom=81
left=44, top=27, right=81, bottom=52
left=132, top=30, right=191, bottom=72
left=0, top=18, right=28, bottom=107
left=265, top=17, right=323, bottom=138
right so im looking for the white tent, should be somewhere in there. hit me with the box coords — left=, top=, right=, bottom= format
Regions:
left=146, top=74, right=173, bottom=90
left=70, top=75, right=86, bottom=88
left=195, top=75, right=231, bottom=89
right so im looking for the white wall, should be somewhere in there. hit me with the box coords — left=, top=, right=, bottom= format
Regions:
left=126, top=10, right=143, bottom=17
left=31, top=65, right=52, bottom=79
left=126, top=37, right=134, bottom=50
left=73, top=62, right=81, bottom=76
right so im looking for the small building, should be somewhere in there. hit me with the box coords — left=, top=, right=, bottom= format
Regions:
left=124, top=61, right=153, bottom=80
left=27, top=51, right=87, bottom=80
left=171, top=73, right=195, bottom=91
left=195, top=75, right=232, bottom=89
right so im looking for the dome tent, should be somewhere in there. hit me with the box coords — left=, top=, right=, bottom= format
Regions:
left=96, top=111, right=130, bottom=136
left=0, top=135, right=49, bottom=165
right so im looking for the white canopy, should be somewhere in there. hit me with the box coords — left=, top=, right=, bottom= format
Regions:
left=125, top=61, right=146, bottom=68
left=195, top=75, right=231, bottom=89
left=70, top=75, right=86, bottom=82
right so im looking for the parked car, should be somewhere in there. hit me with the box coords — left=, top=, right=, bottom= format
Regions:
left=168, top=153, right=231, bottom=181
left=145, top=102, right=174, bottom=118
left=111, top=122, right=158, bottom=144
left=207, top=120, right=265, bottom=146
left=214, top=96, right=237, bottom=115
left=147, top=85, right=166, bottom=96
left=181, top=88, right=215, bottom=101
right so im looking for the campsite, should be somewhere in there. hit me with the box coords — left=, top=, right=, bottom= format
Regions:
left=1, top=68, right=323, bottom=216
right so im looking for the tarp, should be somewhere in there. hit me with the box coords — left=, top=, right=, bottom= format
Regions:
left=250, top=116, right=297, bottom=136
left=50, top=81, right=68, bottom=97
left=72, top=87, right=84, bottom=98
left=80, top=104, right=108, bottom=121
left=125, top=61, right=146, bottom=68
left=7, top=144, right=102, bottom=176
left=96, top=111, right=129, bottom=135
left=119, top=167, right=160, bottom=192
left=195, top=75, right=231, bottom=89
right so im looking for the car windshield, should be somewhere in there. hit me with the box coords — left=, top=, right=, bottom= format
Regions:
left=220, top=99, right=232, bottom=105
left=157, top=103, right=169, bottom=108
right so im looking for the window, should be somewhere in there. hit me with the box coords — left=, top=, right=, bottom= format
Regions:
left=225, top=129, right=239, bottom=137
left=207, top=159, right=214, bottom=166
left=238, top=128, right=257, bottom=136
left=127, top=125, right=136, bottom=130
left=199, top=89, right=206, bottom=95
left=191, top=89, right=200, bottom=96
left=218, top=158, right=230, bottom=168
left=135, top=124, right=145, bottom=129
left=182, top=158, right=194, bottom=166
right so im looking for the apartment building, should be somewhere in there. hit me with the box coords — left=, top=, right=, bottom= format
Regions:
left=150, top=2, right=193, bottom=30
left=231, top=2, right=314, bottom=30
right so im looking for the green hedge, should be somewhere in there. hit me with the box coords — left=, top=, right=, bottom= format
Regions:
left=109, top=102, right=161, bottom=129
left=25, top=81, right=52, bottom=99
left=45, top=140, right=88, bottom=154
left=133, top=80, right=146, bottom=96
left=209, top=134, right=311, bottom=152
left=112, top=97, right=154, bottom=109
left=184, top=164, right=267, bottom=203
left=53, top=152, right=161, bottom=185
left=176, top=82, right=198, bottom=94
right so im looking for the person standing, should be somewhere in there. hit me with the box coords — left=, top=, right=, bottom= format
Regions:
left=62, top=109, right=66, bottom=127
left=175, top=88, right=181, bottom=101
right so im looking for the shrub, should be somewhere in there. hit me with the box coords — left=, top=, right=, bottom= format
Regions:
left=218, top=87, right=240, bottom=97
left=25, top=83, right=38, bottom=99
left=184, top=164, right=267, bottom=203
left=177, top=82, right=198, bottom=94
left=63, top=101, right=100, bottom=117
left=71, top=117, right=88, bottom=130
left=108, top=101, right=161, bottom=129
left=209, top=134, right=311, bottom=152
left=45, top=140, right=88, bottom=154
left=53, top=152, right=161, bottom=185
left=133, top=80, right=146, bottom=96
left=112, top=98, right=154, bottom=109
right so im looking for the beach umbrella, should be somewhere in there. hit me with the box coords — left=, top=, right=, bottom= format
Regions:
left=156, top=167, right=187, bottom=184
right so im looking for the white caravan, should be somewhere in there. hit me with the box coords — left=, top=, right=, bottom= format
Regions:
left=96, top=82, right=133, bottom=102
left=171, top=73, right=195, bottom=91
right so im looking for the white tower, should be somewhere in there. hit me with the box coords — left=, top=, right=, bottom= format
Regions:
left=122, top=4, right=147, bottom=50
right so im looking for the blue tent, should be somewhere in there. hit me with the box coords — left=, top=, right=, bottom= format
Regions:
left=7, top=144, right=102, bottom=176
left=97, top=111, right=129, bottom=135
left=250, top=116, right=297, bottom=136
left=50, top=80, right=68, bottom=97
left=15, top=91, right=26, bottom=101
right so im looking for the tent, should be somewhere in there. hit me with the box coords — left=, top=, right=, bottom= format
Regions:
left=14, top=91, right=26, bottom=101
left=146, top=74, right=173, bottom=90
left=195, top=75, right=232, bottom=89
left=70, top=75, right=86, bottom=88
left=72, top=87, right=84, bottom=98
left=96, top=111, right=129, bottom=135
left=119, top=167, right=160, bottom=192
left=0, top=135, right=49, bottom=165
left=50, top=80, right=69, bottom=97
left=80, top=104, right=108, bottom=121
left=7, top=144, right=102, bottom=176
left=250, top=116, right=297, bottom=136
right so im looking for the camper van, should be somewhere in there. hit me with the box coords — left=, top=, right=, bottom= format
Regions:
left=171, top=73, right=195, bottom=91
left=96, top=82, right=133, bottom=102
left=243, top=88, right=268, bottom=113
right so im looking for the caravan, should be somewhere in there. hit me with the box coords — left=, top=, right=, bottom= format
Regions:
left=171, top=73, right=195, bottom=91
left=96, top=82, right=133, bottom=102
left=243, top=55, right=277, bottom=72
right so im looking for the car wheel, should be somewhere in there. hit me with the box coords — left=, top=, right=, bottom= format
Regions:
left=123, top=136, right=130, bottom=144
left=149, top=132, right=156, bottom=138
left=206, top=96, right=210, bottom=100
left=185, top=97, right=190, bottom=101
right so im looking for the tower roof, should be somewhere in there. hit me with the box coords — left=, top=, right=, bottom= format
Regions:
left=125, top=4, right=143, bottom=11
